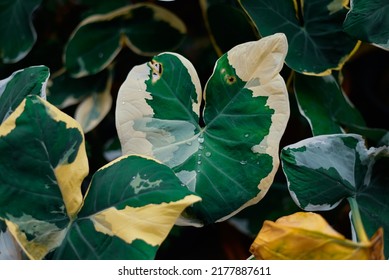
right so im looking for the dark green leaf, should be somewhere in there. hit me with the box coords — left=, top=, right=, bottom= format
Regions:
left=281, top=134, right=389, bottom=257
left=240, top=0, right=359, bottom=74
left=294, top=73, right=365, bottom=135
left=343, top=0, right=389, bottom=50
left=0, top=0, right=42, bottom=63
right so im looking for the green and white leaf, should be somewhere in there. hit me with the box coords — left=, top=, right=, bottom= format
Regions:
left=116, top=33, right=290, bottom=225
left=0, top=95, right=89, bottom=259
left=47, top=68, right=110, bottom=109
left=0, top=0, right=42, bottom=63
left=240, top=0, right=359, bottom=75
left=281, top=134, right=389, bottom=257
left=0, top=66, right=49, bottom=124
left=344, top=0, right=389, bottom=50
left=74, top=71, right=113, bottom=133
left=200, top=0, right=258, bottom=56
left=294, top=73, right=365, bottom=135
left=65, top=3, right=187, bottom=77
left=52, top=155, right=201, bottom=259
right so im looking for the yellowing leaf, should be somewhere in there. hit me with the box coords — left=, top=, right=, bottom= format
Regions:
left=250, top=212, right=384, bottom=260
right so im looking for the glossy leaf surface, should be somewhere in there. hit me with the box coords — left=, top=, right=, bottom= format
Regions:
left=344, top=0, right=389, bottom=50
left=0, top=95, right=89, bottom=259
left=281, top=134, right=389, bottom=257
left=116, top=33, right=290, bottom=225
left=65, top=3, right=186, bottom=77
left=240, top=0, right=359, bottom=75
left=250, top=212, right=384, bottom=259
left=0, top=66, right=49, bottom=124
left=0, top=0, right=42, bottom=63
left=52, top=155, right=201, bottom=259
left=294, top=73, right=365, bottom=135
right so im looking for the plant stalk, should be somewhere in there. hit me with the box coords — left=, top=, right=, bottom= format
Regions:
left=348, top=197, right=369, bottom=243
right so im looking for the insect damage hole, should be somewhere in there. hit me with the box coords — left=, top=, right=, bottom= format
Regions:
left=226, top=75, right=236, bottom=85
left=150, top=60, right=163, bottom=83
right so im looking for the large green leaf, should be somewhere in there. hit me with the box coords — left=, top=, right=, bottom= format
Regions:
left=294, top=73, right=365, bottom=135
left=281, top=134, right=389, bottom=257
left=116, top=33, right=290, bottom=225
left=52, top=155, right=201, bottom=259
left=0, top=66, right=49, bottom=124
left=65, top=3, right=186, bottom=77
left=200, top=0, right=258, bottom=56
left=0, top=95, right=89, bottom=259
left=240, top=0, right=359, bottom=75
left=0, top=0, right=42, bottom=63
left=343, top=0, right=389, bottom=50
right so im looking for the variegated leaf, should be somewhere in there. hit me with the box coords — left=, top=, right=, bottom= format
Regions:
left=0, top=66, right=49, bottom=124
left=65, top=3, right=186, bottom=77
left=0, top=95, right=89, bottom=259
left=52, top=155, right=201, bottom=259
left=281, top=134, right=389, bottom=258
left=116, top=33, right=290, bottom=225
left=240, top=0, right=359, bottom=75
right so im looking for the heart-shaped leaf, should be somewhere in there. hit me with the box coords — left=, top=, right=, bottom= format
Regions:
left=240, top=0, right=359, bottom=75
left=281, top=134, right=389, bottom=258
left=116, top=33, right=290, bottom=225
left=294, top=73, right=365, bottom=135
left=51, top=155, right=201, bottom=260
left=0, top=95, right=89, bottom=259
left=0, top=95, right=199, bottom=260
left=0, top=0, right=42, bottom=63
left=343, top=0, right=389, bottom=50
left=65, top=3, right=186, bottom=77
left=250, top=212, right=384, bottom=260
left=0, top=66, right=49, bottom=124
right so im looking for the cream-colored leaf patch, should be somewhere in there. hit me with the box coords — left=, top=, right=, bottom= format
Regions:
left=131, top=173, right=162, bottom=194
left=327, top=0, right=348, bottom=15
left=90, top=194, right=201, bottom=246
left=38, top=97, right=89, bottom=218
left=5, top=216, right=67, bottom=260
left=0, top=98, right=26, bottom=137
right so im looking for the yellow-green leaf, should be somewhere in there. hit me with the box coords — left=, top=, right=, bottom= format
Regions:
left=250, top=212, right=385, bottom=260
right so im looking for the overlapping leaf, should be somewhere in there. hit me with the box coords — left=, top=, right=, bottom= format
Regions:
left=65, top=3, right=187, bottom=77
left=0, top=94, right=200, bottom=259
left=47, top=68, right=113, bottom=133
left=250, top=212, right=384, bottom=259
left=0, top=66, right=49, bottom=124
left=294, top=73, right=365, bottom=135
left=200, top=0, right=258, bottom=56
left=0, top=95, right=89, bottom=259
left=281, top=134, right=389, bottom=257
left=52, top=155, right=201, bottom=260
left=116, top=33, right=290, bottom=225
left=0, top=0, right=42, bottom=63
left=343, top=0, right=389, bottom=50
left=240, top=0, right=359, bottom=75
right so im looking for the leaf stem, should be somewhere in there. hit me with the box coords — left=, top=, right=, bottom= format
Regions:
left=348, top=197, right=369, bottom=243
